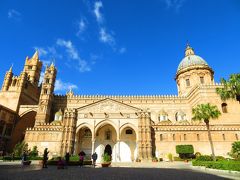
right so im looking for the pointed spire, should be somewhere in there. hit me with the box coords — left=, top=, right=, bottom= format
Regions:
left=66, top=87, right=74, bottom=97
left=9, top=64, right=13, bottom=73
left=50, top=62, right=54, bottom=68
left=185, top=42, right=195, bottom=57
left=32, top=50, right=39, bottom=60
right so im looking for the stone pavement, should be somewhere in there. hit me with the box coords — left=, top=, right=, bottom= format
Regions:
left=0, top=161, right=239, bottom=180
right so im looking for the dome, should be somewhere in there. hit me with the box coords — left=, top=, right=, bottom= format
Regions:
left=177, top=44, right=209, bottom=72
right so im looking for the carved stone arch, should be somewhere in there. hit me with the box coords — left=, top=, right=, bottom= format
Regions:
left=76, top=123, right=94, bottom=135
left=19, top=109, right=37, bottom=118
left=120, top=123, right=138, bottom=140
left=10, top=111, right=36, bottom=150
left=95, top=120, right=118, bottom=138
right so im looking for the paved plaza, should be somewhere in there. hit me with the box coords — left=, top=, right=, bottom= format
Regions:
left=0, top=161, right=239, bottom=180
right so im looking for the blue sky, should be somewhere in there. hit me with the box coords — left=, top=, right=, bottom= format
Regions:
left=0, top=0, right=240, bottom=95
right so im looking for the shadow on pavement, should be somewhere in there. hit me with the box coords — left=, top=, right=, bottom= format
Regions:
left=0, top=165, right=230, bottom=180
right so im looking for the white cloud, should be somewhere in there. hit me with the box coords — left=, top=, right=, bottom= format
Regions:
left=33, top=47, right=48, bottom=56
left=56, top=39, right=79, bottom=59
left=99, top=28, right=115, bottom=46
left=55, top=79, right=78, bottom=92
left=119, top=47, right=126, bottom=54
left=8, top=9, right=21, bottom=20
left=94, top=1, right=103, bottom=23
left=76, top=18, right=87, bottom=37
left=56, top=38, right=91, bottom=72
left=33, top=46, right=62, bottom=66
left=162, top=0, right=186, bottom=12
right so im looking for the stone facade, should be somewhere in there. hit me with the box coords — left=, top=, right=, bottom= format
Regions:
left=0, top=45, right=239, bottom=162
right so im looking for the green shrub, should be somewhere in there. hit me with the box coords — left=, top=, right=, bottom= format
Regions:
left=216, top=156, right=225, bottom=161
left=13, top=141, right=28, bottom=157
left=195, top=152, right=201, bottom=158
left=29, top=146, right=38, bottom=157
left=47, top=160, right=92, bottom=166
left=176, top=145, right=194, bottom=154
left=192, top=160, right=240, bottom=171
left=176, top=145, right=194, bottom=159
left=3, top=156, right=21, bottom=161
left=69, top=155, right=79, bottom=161
left=196, top=155, right=213, bottom=161
left=228, top=141, right=240, bottom=160
left=102, top=153, right=111, bottom=163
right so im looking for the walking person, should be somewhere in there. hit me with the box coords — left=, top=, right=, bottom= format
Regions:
left=78, top=151, right=85, bottom=168
left=65, top=152, right=70, bottom=168
left=91, top=152, right=98, bottom=168
left=21, top=151, right=27, bottom=166
left=42, top=148, right=49, bottom=168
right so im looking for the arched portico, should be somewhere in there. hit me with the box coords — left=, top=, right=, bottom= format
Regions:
left=75, top=125, right=93, bottom=159
left=94, top=123, right=118, bottom=162
left=119, top=125, right=137, bottom=162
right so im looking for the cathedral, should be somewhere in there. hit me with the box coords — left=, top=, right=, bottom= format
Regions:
left=0, top=44, right=239, bottom=162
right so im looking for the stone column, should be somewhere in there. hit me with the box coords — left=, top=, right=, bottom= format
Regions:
left=91, top=139, right=95, bottom=155
left=137, top=111, right=152, bottom=161
left=117, top=120, right=121, bottom=162
left=61, top=108, right=77, bottom=155
left=137, top=112, right=144, bottom=160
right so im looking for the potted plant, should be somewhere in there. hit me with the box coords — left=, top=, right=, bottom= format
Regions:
left=152, top=157, right=158, bottom=162
left=167, top=153, right=173, bottom=162
left=136, top=158, right=141, bottom=162
left=101, top=153, right=111, bottom=167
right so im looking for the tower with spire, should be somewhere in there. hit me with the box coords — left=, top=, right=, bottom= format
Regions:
left=35, top=62, right=57, bottom=124
left=24, top=50, right=42, bottom=86
left=0, top=51, right=43, bottom=112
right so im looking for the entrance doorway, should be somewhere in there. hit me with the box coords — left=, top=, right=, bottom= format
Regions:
left=104, top=144, right=112, bottom=156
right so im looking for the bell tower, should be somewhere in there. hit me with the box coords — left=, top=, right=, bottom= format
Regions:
left=24, top=50, right=42, bottom=86
left=1, top=66, right=13, bottom=91
left=35, top=63, right=57, bottom=124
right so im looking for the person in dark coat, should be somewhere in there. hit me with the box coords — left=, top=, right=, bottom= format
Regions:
left=91, top=152, right=98, bottom=168
left=65, top=152, right=70, bottom=167
left=42, top=148, right=49, bottom=168
left=57, top=157, right=64, bottom=169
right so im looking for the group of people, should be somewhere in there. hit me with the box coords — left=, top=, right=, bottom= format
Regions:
left=40, top=148, right=98, bottom=169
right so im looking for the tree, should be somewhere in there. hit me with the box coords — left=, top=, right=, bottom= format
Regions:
left=228, top=141, right=240, bottom=160
left=216, top=74, right=240, bottom=102
left=29, top=146, right=38, bottom=157
left=192, top=103, right=221, bottom=161
left=13, top=141, right=28, bottom=157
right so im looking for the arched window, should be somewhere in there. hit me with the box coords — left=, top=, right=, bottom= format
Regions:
left=222, top=134, right=225, bottom=141
left=200, top=77, right=204, bottom=84
left=186, top=79, right=190, bottom=87
left=159, top=110, right=168, bottom=122
left=184, top=134, right=187, bottom=141
left=105, top=129, right=111, bottom=140
left=173, top=134, right=175, bottom=141
left=83, top=129, right=92, bottom=138
left=126, top=129, right=133, bottom=134
left=221, top=103, right=228, bottom=113
left=12, top=79, right=17, bottom=86
left=175, top=111, right=186, bottom=121
left=160, top=134, right=163, bottom=141
left=197, top=134, right=200, bottom=141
